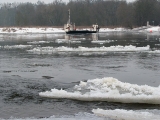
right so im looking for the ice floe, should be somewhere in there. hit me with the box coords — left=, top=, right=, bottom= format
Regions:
left=0, top=113, right=104, bottom=120
left=91, top=40, right=114, bottom=44
left=27, top=41, right=50, bottom=44
left=39, top=77, right=160, bottom=104
left=55, top=39, right=82, bottom=44
left=27, top=45, right=150, bottom=54
left=92, top=109, right=160, bottom=120
left=1, top=109, right=160, bottom=120
left=99, top=27, right=128, bottom=32
left=148, top=50, right=160, bottom=54
left=55, top=39, right=69, bottom=43
left=1, top=45, right=33, bottom=49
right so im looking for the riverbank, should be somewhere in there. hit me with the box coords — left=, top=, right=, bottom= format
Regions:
left=0, top=26, right=159, bottom=34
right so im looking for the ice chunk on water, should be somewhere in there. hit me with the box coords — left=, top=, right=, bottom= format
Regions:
left=39, top=77, right=160, bottom=104
left=92, top=108, right=160, bottom=120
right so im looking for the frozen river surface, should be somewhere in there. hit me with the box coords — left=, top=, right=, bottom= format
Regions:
left=0, top=32, right=160, bottom=119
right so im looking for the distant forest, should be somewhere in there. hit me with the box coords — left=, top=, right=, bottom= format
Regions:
left=0, top=0, right=160, bottom=28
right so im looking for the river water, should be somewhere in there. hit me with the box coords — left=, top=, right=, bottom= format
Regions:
left=0, top=32, right=160, bottom=119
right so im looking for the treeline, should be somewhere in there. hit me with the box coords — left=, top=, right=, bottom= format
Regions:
left=0, top=0, right=160, bottom=28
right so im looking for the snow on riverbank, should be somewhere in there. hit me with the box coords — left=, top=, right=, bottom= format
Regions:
left=146, top=26, right=160, bottom=33
left=99, top=27, right=128, bottom=32
left=0, top=27, right=64, bottom=34
left=0, top=26, right=159, bottom=34
left=0, top=27, right=128, bottom=34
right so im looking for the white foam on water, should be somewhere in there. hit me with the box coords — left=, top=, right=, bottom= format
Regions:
left=92, top=109, right=160, bottom=120
left=27, top=45, right=150, bottom=54
left=39, top=77, right=160, bottom=104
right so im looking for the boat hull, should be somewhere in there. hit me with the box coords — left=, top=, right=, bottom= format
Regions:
left=66, top=30, right=97, bottom=34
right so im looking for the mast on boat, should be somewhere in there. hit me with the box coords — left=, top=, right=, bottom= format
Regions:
left=68, top=9, right=70, bottom=24
left=64, top=9, right=99, bottom=34
left=64, top=9, right=75, bottom=32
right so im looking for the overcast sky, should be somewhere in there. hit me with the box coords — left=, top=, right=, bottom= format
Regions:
left=0, top=0, right=135, bottom=4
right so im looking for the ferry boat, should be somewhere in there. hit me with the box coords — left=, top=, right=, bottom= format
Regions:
left=64, top=10, right=99, bottom=34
